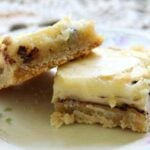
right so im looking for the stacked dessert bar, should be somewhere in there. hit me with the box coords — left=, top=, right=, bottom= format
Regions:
left=51, top=47, right=150, bottom=132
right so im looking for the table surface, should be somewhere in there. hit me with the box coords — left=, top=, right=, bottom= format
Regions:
left=0, top=0, right=150, bottom=35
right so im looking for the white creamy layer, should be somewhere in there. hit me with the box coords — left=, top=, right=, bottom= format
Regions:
left=52, top=48, right=150, bottom=111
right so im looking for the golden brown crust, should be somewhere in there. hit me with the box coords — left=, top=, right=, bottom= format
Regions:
left=51, top=100, right=150, bottom=132
left=14, top=48, right=92, bottom=85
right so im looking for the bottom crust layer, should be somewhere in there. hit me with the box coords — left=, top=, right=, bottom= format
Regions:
left=51, top=100, right=149, bottom=132
left=1, top=46, right=92, bottom=89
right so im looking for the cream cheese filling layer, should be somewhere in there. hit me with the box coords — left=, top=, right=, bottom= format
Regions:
left=52, top=48, right=150, bottom=111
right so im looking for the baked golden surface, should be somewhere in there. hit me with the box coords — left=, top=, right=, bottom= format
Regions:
left=0, top=17, right=102, bottom=89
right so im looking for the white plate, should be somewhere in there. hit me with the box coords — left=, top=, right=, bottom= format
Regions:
left=0, top=29, right=150, bottom=150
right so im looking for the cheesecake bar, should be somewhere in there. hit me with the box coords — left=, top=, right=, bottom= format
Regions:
left=0, top=17, right=102, bottom=89
left=51, top=47, right=150, bottom=132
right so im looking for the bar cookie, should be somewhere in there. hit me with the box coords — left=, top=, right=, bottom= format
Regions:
left=51, top=47, right=150, bottom=132
left=0, top=18, right=102, bottom=89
